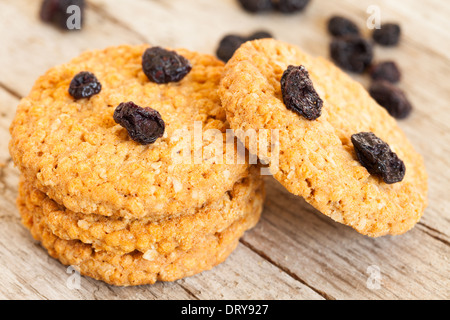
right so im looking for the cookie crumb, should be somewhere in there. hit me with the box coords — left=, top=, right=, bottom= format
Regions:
left=172, top=177, right=183, bottom=193
left=143, top=248, right=158, bottom=261
left=77, top=219, right=89, bottom=230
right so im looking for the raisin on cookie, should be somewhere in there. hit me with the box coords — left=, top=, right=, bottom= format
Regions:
left=9, top=45, right=251, bottom=220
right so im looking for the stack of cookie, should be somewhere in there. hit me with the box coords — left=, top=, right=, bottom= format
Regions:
left=9, top=45, right=265, bottom=286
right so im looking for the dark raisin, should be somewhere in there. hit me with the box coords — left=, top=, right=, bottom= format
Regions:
left=216, top=35, right=246, bottom=62
left=247, top=30, right=274, bottom=41
left=113, top=102, right=165, bottom=145
left=369, top=81, right=412, bottom=119
left=40, top=0, right=85, bottom=30
left=237, top=0, right=273, bottom=13
left=372, top=23, right=401, bottom=46
left=273, top=0, right=310, bottom=13
left=281, top=65, right=323, bottom=120
left=216, top=31, right=273, bottom=62
left=369, top=61, right=401, bottom=83
left=327, top=16, right=360, bottom=37
left=351, top=132, right=405, bottom=184
left=142, top=47, right=192, bottom=84
left=68, top=71, right=101, bottom=100
left=330, top=35, right=374, bottom=73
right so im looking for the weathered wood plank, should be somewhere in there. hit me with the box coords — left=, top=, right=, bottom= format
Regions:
left=0, top=0, right=448, bottom=300
left=0, top=0, right=146, bottom=97
left=179, top=243, right=324, bottom=300
left=241, top=177, right=450, bottom=300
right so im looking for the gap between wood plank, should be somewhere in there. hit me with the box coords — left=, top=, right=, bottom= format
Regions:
left=177, top=284, right=201, bottom=300
left=239, top=238, right=334, bottom=300
left=417, top=223, right=450, bottom=247
left=0, top=82, right=23, bottom=100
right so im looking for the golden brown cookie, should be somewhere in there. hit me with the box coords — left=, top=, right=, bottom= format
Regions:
left=18, top=181, right=263, bottom=286
left=9, top=44, right=249, bottom=220
left=219, top=39, right=428, bottom=237
left=18, top=166, right=264, bottom=255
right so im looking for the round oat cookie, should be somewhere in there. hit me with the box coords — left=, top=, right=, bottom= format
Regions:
left=219, top=39, right=428, bottom=237
left=18, top=166, right=264, bottom=255
left=9, top=44, right=249, bottom=219
left=18, top=188, right=262, bottom=286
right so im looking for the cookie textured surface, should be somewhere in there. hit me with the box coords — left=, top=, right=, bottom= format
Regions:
left=219, top=39, right=428, bottom=237
left=18, top=167, right=264, bottom=255
left=9, top=44, right=249, bottom=219
left=18, top=191, right=262, bottom=286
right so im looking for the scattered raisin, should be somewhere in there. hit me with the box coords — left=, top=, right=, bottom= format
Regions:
left=142, top=47, right=192, bottom=84
left=372, top=23, right=401, bottom=46
left=369, top=61, right=401, bottom=83
left=216, top=31, right=273, bottom=62
left=216, top=35, right=246, bottom=62
left=237, top=0, right=273, bottom=13
left=351, top=132, right=405, bottom=184
left=281, top=65, right=323, bottom=120
left=40, top=0, right=85, bottom=30
left=327, top=16, right=360, bottom=37
left=369, top=81, right=412, bottom=119
left=273, top=0, right=311, bottom=13
left=247, top=30, right=274, bottom=41
left=68, top=71, right=102, bottom=100
left=330, top=35, right=374, bottom=73
left=113, top=102, right=165, bottom=145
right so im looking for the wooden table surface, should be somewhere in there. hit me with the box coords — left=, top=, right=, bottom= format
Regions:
left=0, top=0, right=449, bottom=300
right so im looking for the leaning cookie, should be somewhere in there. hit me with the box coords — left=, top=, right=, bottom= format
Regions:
left=9, top=44, right=249, bottom=220
left=219, top=39, right=428, bottom=237
left=18, top=166, right=264, bottom=255
left=18, top=186, right=262, bottom=286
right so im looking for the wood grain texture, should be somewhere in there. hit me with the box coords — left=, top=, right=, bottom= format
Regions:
left=0, top=0, right=448, bottom=300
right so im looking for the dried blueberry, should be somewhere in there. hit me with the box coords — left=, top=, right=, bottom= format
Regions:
left=369, top=61, right=401, bottom=83
left=351, top=132, right=405, bottom=184
left=281, top=65, right=323, bottom=120
left=68, top=71, right=101, bottom=100
left=327, top=16, right=360, bottom=37
left=237, top=0, right=273, bottom=13
left=273, top=0, right=310, bottom=13
left=40, top=0, right=85, bottom=30
left=216, top=35, right=246, bottom=62
left=330, top=35, right=374, bottom=73
left=369, top=81, right=412, bottom=119
left=372, top=23, right=401, bottom=46
left=113, top=102, right=165, bottom=145
left=142, top=47, right=192, bottom=84
left=216, top=31, right=273, bottom=62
